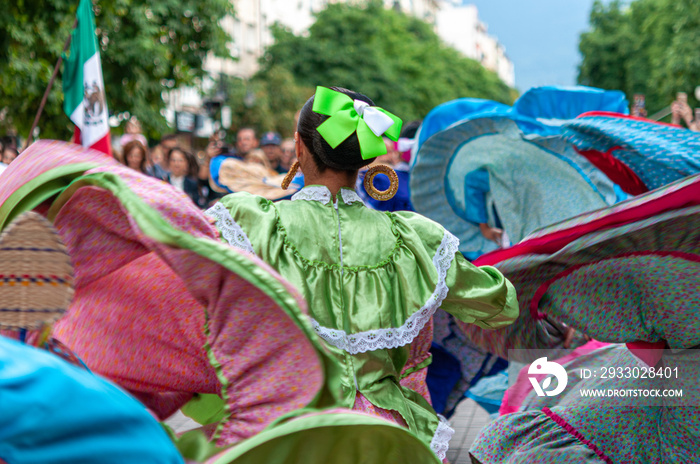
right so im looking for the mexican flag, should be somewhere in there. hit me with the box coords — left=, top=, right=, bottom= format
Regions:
left=63, top=0, right=111, bottom=155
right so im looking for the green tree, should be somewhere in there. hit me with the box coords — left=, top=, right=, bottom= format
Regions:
left=647, top=0, right=700, bottom=112
left=0, top=0, right=233, bottom=141
left=578, top=1, right=633, bottom=94
left=256, top=1, right=514, bottom=123
left=579, top=0, right=700, bottom=115
left=218, top=66, right=313, bottom=138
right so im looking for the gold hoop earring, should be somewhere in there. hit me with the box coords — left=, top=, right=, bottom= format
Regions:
left=364, top=165, right=398, bottom=201
left=282, top=161, right=300, bottom=190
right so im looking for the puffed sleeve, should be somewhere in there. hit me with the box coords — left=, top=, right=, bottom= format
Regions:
left=205, top=192, right=277, bottom=255
left=441, top=252, right=519, bottom=329
left=394, top=210, right=518, bottom=330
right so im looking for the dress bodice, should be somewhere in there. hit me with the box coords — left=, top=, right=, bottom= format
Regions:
left=206, top=185, right=518, bottom=457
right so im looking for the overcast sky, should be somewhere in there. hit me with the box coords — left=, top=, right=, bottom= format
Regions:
left=464, top=0, right=602, bottom=92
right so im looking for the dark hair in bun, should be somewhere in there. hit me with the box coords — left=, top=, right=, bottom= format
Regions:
left=297, top=87, right=375, bottom=172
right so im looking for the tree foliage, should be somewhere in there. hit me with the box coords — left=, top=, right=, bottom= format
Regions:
left=255, top=1, right=514, bottom=124
left=219, top=66, right=313, bottom=138
left=0, top=0, right=233, bottom=141
left=579, top=0, right=700, bottom=114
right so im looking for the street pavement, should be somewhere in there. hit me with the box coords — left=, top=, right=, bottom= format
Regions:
left=165, top=397, right=492, bottom=463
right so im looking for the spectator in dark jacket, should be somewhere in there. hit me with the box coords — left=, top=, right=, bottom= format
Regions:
left=166, top=147, right=201, bottom=207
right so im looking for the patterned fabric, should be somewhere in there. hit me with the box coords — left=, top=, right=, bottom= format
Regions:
left=457, top=174, right=700, bottom=360
left=0, top=140, right=114, bottom=231
left=470, top=409, right=606, bottom=463
left=0, top=147, right=335, bottom=448
left=52, top=175, right=325, bottom=445
left=564, top=113, right=700, bottom=191
left=471, top=344, right=700, bottom=463
left=0, top=140, right=114, bottom=205
left=519, top=173, right=700, bottom=243
left=429, top=309, right=505, bottom=416
left=500, top=340, right=610, bottom=415
left=411, top=117, right=620, bottom=258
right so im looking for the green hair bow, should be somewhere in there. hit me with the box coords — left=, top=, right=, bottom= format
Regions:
left=312, top=86, right=403, bottom=160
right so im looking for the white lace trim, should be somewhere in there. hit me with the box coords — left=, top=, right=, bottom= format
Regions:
left=205, top=202, right=255, bottom=255
left=291, top=185, right=332, bottom=204
left=310, top=230, right=460, bottom=354
left=291, top=185, right=365, bottom=206
left=430, top=414, right=454, bottom=461
left=339, top=188, right=365, bottom=206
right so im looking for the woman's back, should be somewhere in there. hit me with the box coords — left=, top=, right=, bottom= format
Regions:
left=206, top=85, right=518, bottom=461
left=209, top=185, right=461, bottom=340
left=208, top=184, right=518, bottom=461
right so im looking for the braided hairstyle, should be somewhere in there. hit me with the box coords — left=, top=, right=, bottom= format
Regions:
left=297, top=87, right=375, bottom=172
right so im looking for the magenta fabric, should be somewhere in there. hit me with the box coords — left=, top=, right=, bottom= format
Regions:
left=0, top=140, right=114, bottom=206
left=625, top=340, right=667, bottom=367
left=541, top=407, right=613, bottom=464
left=574, top=146, right=648, bottom=195
left=44, top=164, right=325, bottom=445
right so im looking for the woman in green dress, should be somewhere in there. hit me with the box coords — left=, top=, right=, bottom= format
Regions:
left=206, top=86, right=519, bottom=461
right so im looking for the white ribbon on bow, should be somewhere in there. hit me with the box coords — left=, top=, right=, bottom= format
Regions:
left=353, top=100, right=395, bottom=137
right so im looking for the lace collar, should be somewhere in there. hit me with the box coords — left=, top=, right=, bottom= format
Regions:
left=291, top=185, right=365, bottom=206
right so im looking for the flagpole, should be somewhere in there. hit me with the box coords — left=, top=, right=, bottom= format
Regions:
left=23, top=17, right=79, bottom=151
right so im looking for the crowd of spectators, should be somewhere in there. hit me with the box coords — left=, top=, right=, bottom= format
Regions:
left=0, top=136, right=19, bottom=175
left=110, top=119, right=297, bottom=209
left=2, top=92, right=697, bottom=205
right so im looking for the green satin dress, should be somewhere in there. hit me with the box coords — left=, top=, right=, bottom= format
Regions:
left=206, top=185, right=518, bottom=460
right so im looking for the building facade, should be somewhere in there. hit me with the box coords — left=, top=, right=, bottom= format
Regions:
left=165, top=0, right=512, bottom=136
left=435, top=2, right=515, bottom=87
left=205, top=0, right=441, bottom=79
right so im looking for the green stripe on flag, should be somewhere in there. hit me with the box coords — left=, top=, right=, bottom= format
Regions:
left=63, top=0, right=99, bottom=117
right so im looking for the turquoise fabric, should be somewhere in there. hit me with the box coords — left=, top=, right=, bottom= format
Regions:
left=513, top=86, right=629, bottom=121
left=412, top=117, right=619, bottom=258
left=0, top=336, right=183, bottom=464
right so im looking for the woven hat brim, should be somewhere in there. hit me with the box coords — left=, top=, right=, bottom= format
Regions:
left=0, top=212, right=74, bottom=330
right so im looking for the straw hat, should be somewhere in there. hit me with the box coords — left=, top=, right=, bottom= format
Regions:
left=0, top=212, right=73, bottom=330
left=218, top=157, right=299, bottom=200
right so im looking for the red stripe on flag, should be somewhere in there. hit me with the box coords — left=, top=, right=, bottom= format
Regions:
left=72, top=126, right=112, bottom=157
left=90, top=133, right=112, bottom=156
